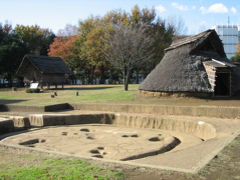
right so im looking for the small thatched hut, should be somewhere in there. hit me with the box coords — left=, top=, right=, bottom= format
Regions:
left=17, top=55, right=71, bottom=88
left=139, top=29, right=240, bottom=97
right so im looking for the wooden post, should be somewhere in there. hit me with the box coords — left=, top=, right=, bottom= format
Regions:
left=230, top=71, right=232, bottom=96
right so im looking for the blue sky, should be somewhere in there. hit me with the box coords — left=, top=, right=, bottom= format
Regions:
left=0, top=0, right=239, bottom=35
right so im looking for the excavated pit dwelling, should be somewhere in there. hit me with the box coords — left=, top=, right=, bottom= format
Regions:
left=2, top=125, right=183, bottom=161
left=0, top=104, right=240, bottom=173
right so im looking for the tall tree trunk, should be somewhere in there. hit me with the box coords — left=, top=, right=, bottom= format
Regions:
left=136, top=70, right=139, bottom=84
left=7, top=74, right=13, bottom=87
left=123, top=67, right=130, bottom=91
left=100, top=76, right=105, bottom=84
left=124, top=78, right=129, bottom=91
left=100, top=66, right=105, bottom=84
left=88, top=67, right=95, bottom=84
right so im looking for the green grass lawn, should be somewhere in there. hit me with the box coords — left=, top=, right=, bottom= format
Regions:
left=0, top=152, right=124, bottom=180
left=1, top=84, right=240, bottom=107
left=0, top=85, right=138, bottom=106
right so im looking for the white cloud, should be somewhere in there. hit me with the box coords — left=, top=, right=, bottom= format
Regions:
left=208, top=3, right=228, bottom=13
left=231, top=7, right=237, bottom=14
left=192, top=6, right=196, bottom=10
left=199, top=6, right=207, bottom=14
left=155, top=5, right=166, bottom=13
left=200, top=3, right=228, bottom=14
left=171, top=2, right=188, bottom=11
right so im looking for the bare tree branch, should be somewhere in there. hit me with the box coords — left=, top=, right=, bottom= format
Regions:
left=104, top=24, right=155, bottom=90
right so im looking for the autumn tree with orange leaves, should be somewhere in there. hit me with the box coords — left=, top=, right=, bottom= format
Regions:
left=231, top=44, right=240, bottom=62
left=235, top=44, right=240, bottom=56
left=48, top=36, right=78, bottom=70
left=48, top=5, right=175, bottom=86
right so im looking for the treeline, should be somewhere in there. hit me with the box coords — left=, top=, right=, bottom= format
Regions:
left=48, top=6, right=177, bottom=89
left=0, top=24, right=55, bottom=85
left=0, top=5, right=181, bottom=88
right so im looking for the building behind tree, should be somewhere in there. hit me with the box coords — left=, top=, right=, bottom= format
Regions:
left=214, top=25, right=240, bottom=59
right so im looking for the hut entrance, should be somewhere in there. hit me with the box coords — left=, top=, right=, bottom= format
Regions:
left=214, top=72, right=231, bottom=96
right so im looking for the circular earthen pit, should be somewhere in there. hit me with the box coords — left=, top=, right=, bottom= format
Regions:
left=0, top=125, right=182, bottom=161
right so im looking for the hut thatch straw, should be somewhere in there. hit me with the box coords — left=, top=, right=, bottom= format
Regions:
left=139, top=29, right=239, bottom=96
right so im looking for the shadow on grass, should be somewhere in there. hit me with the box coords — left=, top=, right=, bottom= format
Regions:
left=51, top=86, right=115, bottom=91
left=212, top=96, right=240, bottom=100
left=198, top=96, right=240, bottom=101
left=0, top=99, right=27, bottom=105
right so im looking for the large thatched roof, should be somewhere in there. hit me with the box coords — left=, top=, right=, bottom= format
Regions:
left=139, top=29, right=234, bottom=93
left=17, top=55, right=71, bottom=75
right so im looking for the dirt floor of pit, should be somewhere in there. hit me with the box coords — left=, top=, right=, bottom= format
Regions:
left=1, top=109, right=240, bottom=173
left=0, top=134, right=240, bottom=180
left=0, top=124, right=204, bottom=161
left=1, top=105, right=240, bottom=173
left=124, top=134, right=240, bottom=180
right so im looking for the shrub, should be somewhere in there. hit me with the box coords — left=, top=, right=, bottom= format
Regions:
left=12, top=87, right=17, bottom=91
left=25, top=88, right=40, bottom=93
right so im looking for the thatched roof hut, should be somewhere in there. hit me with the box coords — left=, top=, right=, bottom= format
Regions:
left=16, top=55, right=71, bottom=86
left=139, top=29, right=240, bottom=97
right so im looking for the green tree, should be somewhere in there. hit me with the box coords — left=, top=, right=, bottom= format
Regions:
left=105, top=24, right=155, bottom=91
left=56, top=5, right=175, bottom=86
left=102, top=5, right=174, bottom=88
left=0, top=23, right=28, bottom=85
left=103, top=6, right=174, bottom=78
left=231, top=44, right=240, bottom=62
left=14, top=25, right=55, bottom=55
left=75, top=17, right=113, bottom=84
left=231, top=55, right=240, bottom=62
left=129, top=5, right=174, bottom=75
left=0, top=23, right=55, bottom=86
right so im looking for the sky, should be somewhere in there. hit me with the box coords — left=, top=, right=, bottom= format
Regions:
left=0, top=0, right=239, bottom=35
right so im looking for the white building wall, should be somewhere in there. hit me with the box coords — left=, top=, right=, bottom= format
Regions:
left=215, top=25, right=239, bottom=59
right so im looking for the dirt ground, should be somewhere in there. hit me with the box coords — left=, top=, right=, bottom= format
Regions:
left=134, top=94, right=240, bottom=107
left=1, top=114, right=235, bottom=172
left=1, top=125, right=183, bottom=161
left=0, top=133, right=240, bottom=180
left=124, top=134, right=240, bottom=180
